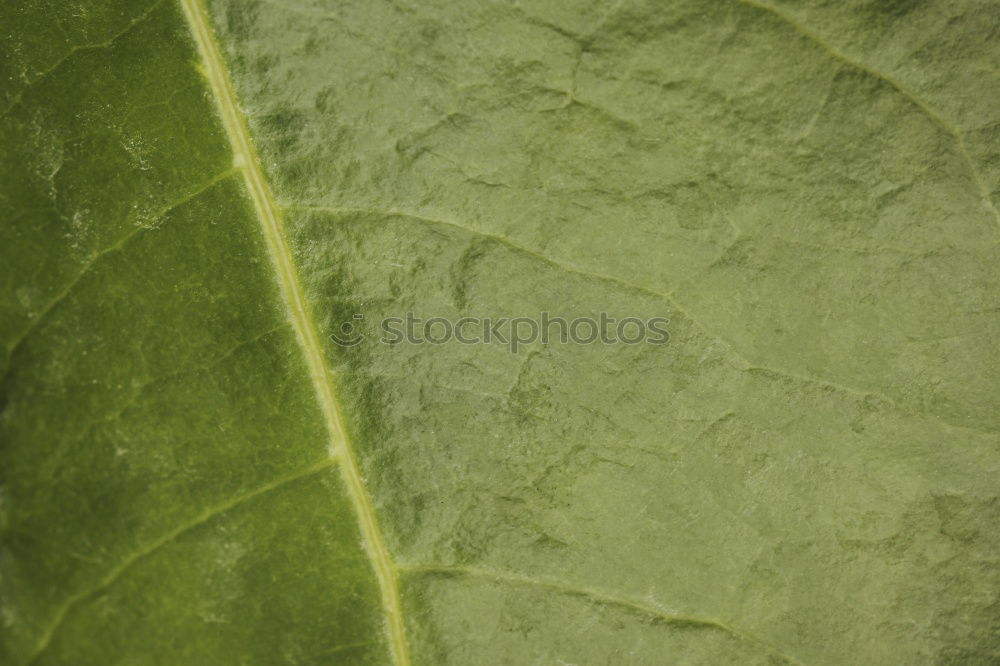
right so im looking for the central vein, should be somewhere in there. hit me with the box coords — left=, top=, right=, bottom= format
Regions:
left=177, top=1, right=410, bottom=663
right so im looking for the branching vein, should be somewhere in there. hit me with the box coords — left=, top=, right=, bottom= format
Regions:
left=176, top=1, right=411, bottom=664
left=2, top=168, right=238, bottom=379
left=735, top=0, right=1000, bottom=235
left=27, top=459, right=336, bottom=664
left=399, top=563, right=805, bottom=665
left=2, top=0, right=168, bottom=119
left=290, top=204, right=999, bottom=439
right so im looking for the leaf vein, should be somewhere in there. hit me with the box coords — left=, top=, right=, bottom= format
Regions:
left=291, top=204, right=999, bottom=438
left=734, top=0, right=1000, bottom=235
left=26, top=459, right=337, bottom=664
left=1, top=0, right=167, bottom=119
left=399, top=563, right=806, bottom=665
left=2, top=168, right=239, bottom=379
left=176, top=2, right=411, bottom=664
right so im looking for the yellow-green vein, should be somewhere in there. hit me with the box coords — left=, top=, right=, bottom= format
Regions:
left=176, top=1, right=411, bottom=664
left=28, top=458, right=338, bottom=664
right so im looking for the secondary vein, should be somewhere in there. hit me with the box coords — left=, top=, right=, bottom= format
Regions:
left=176, top=1, right=411, bottom=664
left=399, top=563, right=806, bottom=666
left=735, top=0, right=1000, bottom=236
left=28, top=459, right=337, bottom=664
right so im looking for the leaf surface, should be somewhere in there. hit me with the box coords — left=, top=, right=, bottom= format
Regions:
left=2, top=0, right=999, bottom=664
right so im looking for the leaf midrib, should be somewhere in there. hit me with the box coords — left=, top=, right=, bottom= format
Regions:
left=176, top=1, right=411, bottom=664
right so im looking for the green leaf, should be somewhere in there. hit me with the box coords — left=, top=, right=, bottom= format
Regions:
left=2, top=0, right=998, bottom=664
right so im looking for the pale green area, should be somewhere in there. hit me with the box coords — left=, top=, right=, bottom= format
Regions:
left=2, top=0, right=999, bottom=665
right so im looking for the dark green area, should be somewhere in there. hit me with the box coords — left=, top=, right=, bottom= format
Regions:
left=1, top=1, right=386, bottom=663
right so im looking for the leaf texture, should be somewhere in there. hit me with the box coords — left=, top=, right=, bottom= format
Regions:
left=1, top=0, right=999, bottom=664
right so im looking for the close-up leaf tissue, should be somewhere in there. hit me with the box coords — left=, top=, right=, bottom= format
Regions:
left=1, top=0, right=998, bottom=664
